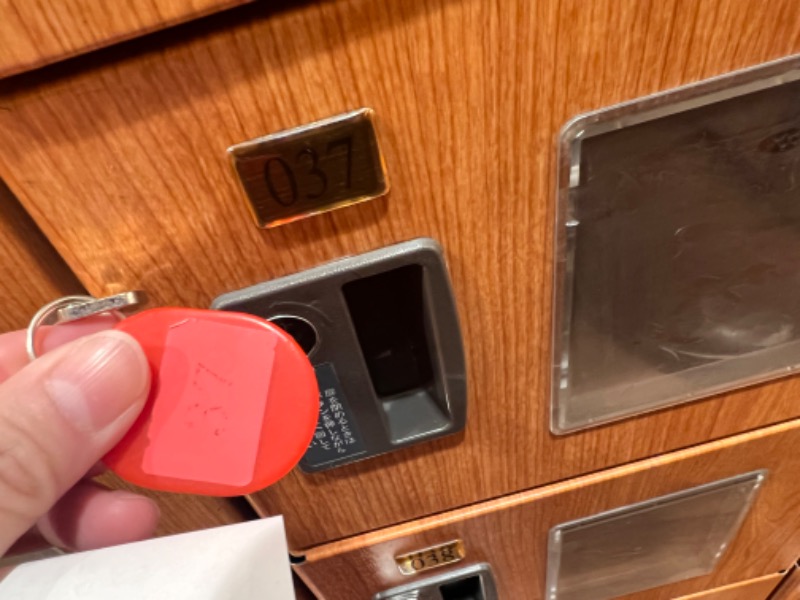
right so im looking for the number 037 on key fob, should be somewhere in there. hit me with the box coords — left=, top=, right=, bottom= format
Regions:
left=104, top=307, right=319, bottom=496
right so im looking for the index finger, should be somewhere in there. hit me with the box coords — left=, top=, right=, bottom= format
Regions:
left=0, top=315, right=119, bottom=383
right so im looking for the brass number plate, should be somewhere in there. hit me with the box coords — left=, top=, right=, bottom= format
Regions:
left=228, top=108, right=389, bottom=228
left=395, top=540, right=466, bottom=575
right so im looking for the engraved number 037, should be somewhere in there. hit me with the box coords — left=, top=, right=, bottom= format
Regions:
left=263, top=137, right=353, bottom=207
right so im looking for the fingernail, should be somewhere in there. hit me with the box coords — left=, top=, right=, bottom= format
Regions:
left=108, top=490, right=162, bottom=522
left=45, top=331, right=150, bottom=434
left=111, top=490, right=161, bottom=519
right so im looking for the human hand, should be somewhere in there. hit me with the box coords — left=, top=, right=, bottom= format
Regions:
left=0, top=318, right=159, bottom=556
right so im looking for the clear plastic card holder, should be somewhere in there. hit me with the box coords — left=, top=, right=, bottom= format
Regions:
left=552, top=54, right=800, bottom=432
left=545, top=471, right=766, bottom=600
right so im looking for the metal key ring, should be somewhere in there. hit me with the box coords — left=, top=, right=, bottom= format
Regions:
left=26, top=291, right=146, bottom=361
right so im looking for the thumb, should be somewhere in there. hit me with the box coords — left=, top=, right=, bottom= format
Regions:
left=0, top=331, right=149, bottom=555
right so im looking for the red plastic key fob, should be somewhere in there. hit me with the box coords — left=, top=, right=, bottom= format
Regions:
left=104, top=307, right=319, bottom=496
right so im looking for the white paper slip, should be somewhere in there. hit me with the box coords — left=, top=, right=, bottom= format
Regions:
left=0, top=517, right=295, bottom=600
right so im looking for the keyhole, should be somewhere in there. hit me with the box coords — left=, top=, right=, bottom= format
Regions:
left=269, top=316, right=319, bottom=356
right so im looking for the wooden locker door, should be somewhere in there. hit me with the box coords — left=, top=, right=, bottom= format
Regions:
left=0, top=182, right=252, bottom=537
left=0, top=0, right=255, bottom=78
left=1, top=0, right=800, bottom=551
left=295, top=419, right=800, bottom=600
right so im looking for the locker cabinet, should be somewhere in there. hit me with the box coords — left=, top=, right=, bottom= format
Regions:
left=2, top=0, right=800, bottom=554
left=295, top=420, right=800, bottom=599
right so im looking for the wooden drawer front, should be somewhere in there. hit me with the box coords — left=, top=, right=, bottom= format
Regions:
left=296, top=420, right=800, bottom=600
left=0, top=0, right=254, bottom=78
left=672, top=572, right=785, bottom=600
left=2, top=0, right=800, bottom=550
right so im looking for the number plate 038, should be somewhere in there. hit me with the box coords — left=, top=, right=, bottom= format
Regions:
left=228, top=108, right=389, bottom=228
left=395, top=540, right=466, bottom=576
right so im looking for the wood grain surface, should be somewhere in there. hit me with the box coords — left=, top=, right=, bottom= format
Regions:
left=296, top=420, right=800, bottom=600
left=0, top=182, right=251, bottom=536
left=0, top=181, right=83, bottom=333
left=771, top=564, right=800, bottom=600
left=0, top=0, right=254, bottom=79
left=672, top=572, right=785, bottom=600
left=1, top=0, right=799, bottom=550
